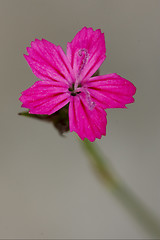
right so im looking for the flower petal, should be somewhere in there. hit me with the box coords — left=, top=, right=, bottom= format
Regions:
left=19, top=81, right=70, bottom=115
left=69, top=94, right=107, bottom=142
left=67, top=27, right=106, bottom=85
left=25, top=39, right=74, bottom=84
left=84, top=73, right=136, bottom=109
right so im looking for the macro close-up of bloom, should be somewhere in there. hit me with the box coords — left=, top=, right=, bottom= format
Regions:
left=19, top=27, right=136, bottom=142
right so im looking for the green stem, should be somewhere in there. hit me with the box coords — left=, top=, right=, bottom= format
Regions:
left=81, top=139, right=160, bottom=238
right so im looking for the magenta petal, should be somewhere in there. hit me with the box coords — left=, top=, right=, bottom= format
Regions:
left=67, top=27, right=106, bottom=83
left=19, top=81, right=70, bottom=115
left=25, top=39, right=74, bottom=84
left=85, top=73, right=136, bottom=109
left=69, top=95, right=107, bottom=142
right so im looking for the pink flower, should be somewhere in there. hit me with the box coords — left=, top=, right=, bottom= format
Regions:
left=19, top=27, right=136, bottom=142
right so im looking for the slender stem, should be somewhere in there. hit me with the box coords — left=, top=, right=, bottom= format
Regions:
left=81, top=139, right=160, bottom=238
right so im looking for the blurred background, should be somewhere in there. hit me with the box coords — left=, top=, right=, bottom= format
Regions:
left=0, top=0, right=160, bottom=238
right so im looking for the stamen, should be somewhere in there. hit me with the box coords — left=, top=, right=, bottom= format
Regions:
left=78, top=48, right=88, bottom=75
left=74, top=49, right=89, bottom=89
left=82, top=88, right=95, bottom=110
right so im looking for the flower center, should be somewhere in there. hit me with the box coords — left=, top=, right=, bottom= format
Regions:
left=68, top=83, right=95, bottom=110
left=68, top=83, right=81, bottom=96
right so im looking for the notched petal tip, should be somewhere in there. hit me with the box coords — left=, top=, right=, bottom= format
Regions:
left=31, top=38, right=40, bottom=46
left=23, top=53, right=28, bottom=59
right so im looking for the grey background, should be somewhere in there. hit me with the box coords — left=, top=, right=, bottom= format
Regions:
left=0, top=0, right=160, bottom=238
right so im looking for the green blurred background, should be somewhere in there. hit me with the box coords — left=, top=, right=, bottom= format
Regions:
left=0, top=0, right=160, bottom=238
